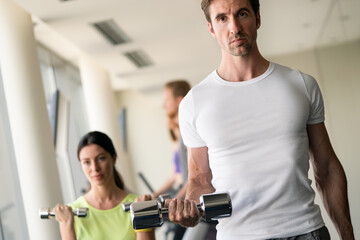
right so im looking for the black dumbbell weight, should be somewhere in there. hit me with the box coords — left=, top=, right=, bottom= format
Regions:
left=39, top=207, right=88, bottom=219
left=130, top=192, right=232, bottom=230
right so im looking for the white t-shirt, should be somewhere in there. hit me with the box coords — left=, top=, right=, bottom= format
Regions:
left=179, top=62, right=325, bottom=240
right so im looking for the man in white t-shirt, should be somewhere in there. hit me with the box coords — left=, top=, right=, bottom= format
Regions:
left=165, top=0, right=354, bottom=239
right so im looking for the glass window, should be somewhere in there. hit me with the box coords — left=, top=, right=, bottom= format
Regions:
left=0, top=67, right=29, bottom=240
left=38, top=45, right=89, bottom=199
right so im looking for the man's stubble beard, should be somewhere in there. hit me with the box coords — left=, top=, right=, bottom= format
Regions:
left=228, top=32, right=255, bottom=57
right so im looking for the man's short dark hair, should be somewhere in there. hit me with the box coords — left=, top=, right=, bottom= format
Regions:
left=201, top=0, right=260, bottom=23
left=165, top=80, right=191, bottom=98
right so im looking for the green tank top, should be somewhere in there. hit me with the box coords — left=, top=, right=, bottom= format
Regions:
left=68, top=193, right=137, bottom=240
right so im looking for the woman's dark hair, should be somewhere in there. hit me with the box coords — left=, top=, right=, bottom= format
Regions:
left=77, top=131, right=125, bottom=190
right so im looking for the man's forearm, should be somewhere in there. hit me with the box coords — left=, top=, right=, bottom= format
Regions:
left=186, top=178, right=215, bottom=202
left=185, top=146, right=215, bottom=202
left=308, top=123, right=354, bottom=239
left=317, top=159, right=354, bottom=240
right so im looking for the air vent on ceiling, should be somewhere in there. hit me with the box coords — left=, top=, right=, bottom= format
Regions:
left=92, top=19, right=130, bottom=45
left=124, top=50, right=153, bottom=68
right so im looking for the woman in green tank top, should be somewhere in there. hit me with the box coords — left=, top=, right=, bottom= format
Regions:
left=53, top=131, right=155, bottom=240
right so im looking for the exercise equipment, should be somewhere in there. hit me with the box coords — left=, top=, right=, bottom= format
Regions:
left=39, top=207, right=88, bottom=219
left=122, top=193, right=171, bottom=212
left=138, top=172, right=154, bottom=193
left=130, top=192, right=232, bottom=229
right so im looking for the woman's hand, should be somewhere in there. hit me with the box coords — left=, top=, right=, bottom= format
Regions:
left=135, top=194, right=153, bottom=202
left=53, top=204, right=76, bottom=240
left=53, top=204, right=74, bottom=225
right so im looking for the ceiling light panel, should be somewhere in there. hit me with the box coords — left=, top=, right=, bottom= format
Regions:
left=124, top=50, right=153, bottom=68
left=92, top=19, right=131, bottom=45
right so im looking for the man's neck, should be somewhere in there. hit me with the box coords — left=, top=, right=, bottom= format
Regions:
left=217, top=45, right=269, bottom=82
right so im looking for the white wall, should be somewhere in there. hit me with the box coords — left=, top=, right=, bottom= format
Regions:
left=116, top=90, right=173, bottom=194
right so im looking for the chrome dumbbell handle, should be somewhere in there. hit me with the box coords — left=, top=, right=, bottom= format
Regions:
left=131, top=192, right=232, bottom=230
left=160, top=193, right=231, bottom=221
left=160, top=202, right=205, bottom=220
left=39, top=207, right=88, bottom=219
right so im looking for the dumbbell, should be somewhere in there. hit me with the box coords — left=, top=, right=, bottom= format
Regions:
left=130, top=192, right=232, bottom=230
left=39, top=207, right=88, bottom=219
left=122, top=193, right=171, bottom=212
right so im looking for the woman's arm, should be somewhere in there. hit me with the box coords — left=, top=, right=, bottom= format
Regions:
left=152, top=166, right=177, bottom=198
left=174, top=181, right=187, bottom=199
left=136, top=231, right=155, bottom=240
left=53, top=204, right=76, bottom=240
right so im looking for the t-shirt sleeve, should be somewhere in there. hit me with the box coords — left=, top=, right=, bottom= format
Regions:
left=179, top=90, right=207, bottom=148
left=301, top=73, right=325, bottom=124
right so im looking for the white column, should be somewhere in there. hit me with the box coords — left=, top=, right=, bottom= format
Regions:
left=79, top=55, right=136, bottom=191
left=0, top=1, right=62, bottom=239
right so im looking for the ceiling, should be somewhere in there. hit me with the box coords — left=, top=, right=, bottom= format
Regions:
left=12, top=0, right=360, bottom=100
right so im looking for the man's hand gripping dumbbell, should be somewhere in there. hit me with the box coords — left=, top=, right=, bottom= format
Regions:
left=130, top=192, right=232, bottom=229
